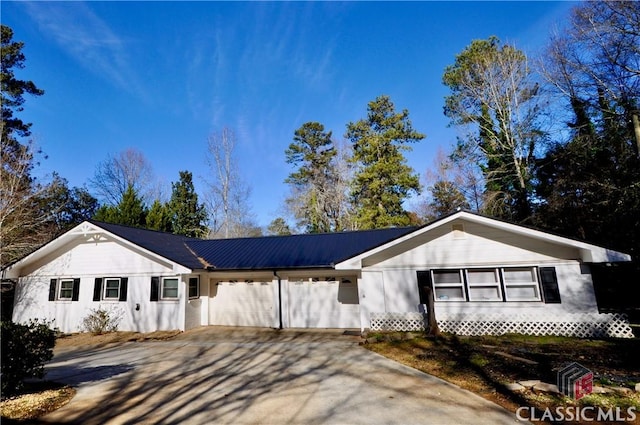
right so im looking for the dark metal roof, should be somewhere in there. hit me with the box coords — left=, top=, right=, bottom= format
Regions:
left=90, top=221, right=205, bottom=269
left=187, top=227, right=417, bottom=270
left=92, top=220, right=417, bottom=271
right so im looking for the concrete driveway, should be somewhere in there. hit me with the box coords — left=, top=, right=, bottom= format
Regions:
left=38, top=327, right=519, bottom=424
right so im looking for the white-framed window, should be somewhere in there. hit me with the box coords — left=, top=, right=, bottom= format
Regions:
left=162, top=277, right=179, bottom=299
left=432, top=269, right=466, bottom=301
left=49, top=278, right=80, bottom=302
left=503, top=267, right=541, bottom=301
left=188, top=276, right=199, bottom=299
left=58, top=279, right=75, bottom=300
left=103, top=278, right=121, bottom=300
left=466, top=269, right=502, bottom=301
left=430, top=266, right=542, bottom=303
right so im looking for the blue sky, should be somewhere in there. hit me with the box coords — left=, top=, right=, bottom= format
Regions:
left=3, top=1, right=575, bottom=228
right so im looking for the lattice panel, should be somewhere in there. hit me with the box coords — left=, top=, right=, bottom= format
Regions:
left=371, top=313, right=426, bottom=332
left=370, top=312, right=634, bottom=338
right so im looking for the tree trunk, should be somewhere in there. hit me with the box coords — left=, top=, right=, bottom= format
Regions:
left=632, top=112, right=640, bottom=158
left=425, top=284, right=441, bottom=337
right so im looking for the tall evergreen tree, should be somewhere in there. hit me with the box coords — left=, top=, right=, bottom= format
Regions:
left=93, top=185, right=147, bottom=227
left=116, top=184, right=147, bottom=227
left=345, top=95, right=424, bottom=229
left=169, top=171, right=208, bottom=238
left=0, top=25, right=50, bottom=266
left=146, top=199, right=172, bottom=232
left=38, top=174, right=99, bottom=233
left=285, top=122, right=350, bottom=232
left=1, top=25, right=44, bottom=159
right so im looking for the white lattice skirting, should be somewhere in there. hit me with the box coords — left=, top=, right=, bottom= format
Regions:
left=369, top=312, right=634, bottom=338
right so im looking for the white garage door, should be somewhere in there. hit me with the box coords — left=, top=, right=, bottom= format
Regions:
left=209, top=280, right=276, bottom=327
left=288, top=277, right=360, bottom=328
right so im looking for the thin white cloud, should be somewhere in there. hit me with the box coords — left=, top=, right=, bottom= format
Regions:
left=23, top=2, right=147, bottom=101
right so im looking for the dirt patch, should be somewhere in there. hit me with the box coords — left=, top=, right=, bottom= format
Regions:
left=55, top=330, right=181, bottom=348
left=0, top=382, right=75, bottom=421
left=365, top=333, right=640, bottom=425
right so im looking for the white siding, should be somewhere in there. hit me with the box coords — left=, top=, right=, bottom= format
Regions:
left=19, top=239, right=175, bottom=277
left=12, top=239, right=186, bottom=333
left=358, top=271, right=386, bottom=331
left=356, top=224, right=600, bottom=330
left=368, top=223, right=579, bottom=269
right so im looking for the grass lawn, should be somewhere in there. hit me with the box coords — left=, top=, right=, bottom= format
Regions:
left=365, top=332, right=640, bottom=424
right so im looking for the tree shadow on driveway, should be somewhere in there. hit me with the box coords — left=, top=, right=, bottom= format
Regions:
left=32, top=328, right=517, bottom=425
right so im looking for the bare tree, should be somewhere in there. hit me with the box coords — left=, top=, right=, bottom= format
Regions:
left=90, top=148, right=158, bottom=206
left=417, top=148, right=475, bottom=221
left=443, top=37, right=547, bottom=222
left=540, top=1, right=640, bottom=156
left=204, top=128, right=256, bottom=238
left=0, top=140, right=60, bottom=266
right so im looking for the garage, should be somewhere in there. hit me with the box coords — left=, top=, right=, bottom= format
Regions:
left=209, top=280, right=276, bottom=327
left=287, top=277, right=360, bottom=328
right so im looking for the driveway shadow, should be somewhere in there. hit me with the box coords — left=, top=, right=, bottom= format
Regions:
left=35, top=327, right=516, bottom=425
left=45, top=364, right=135, bottom=386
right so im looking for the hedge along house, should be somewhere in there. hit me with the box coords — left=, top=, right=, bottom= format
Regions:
left=4, top=211, right=634, bottom=338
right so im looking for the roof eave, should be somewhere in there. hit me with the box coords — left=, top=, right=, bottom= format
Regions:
left=334, top=211, right=633, bottom=269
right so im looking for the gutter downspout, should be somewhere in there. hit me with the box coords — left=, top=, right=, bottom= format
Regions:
left=274, top=271, right=283, bottom=329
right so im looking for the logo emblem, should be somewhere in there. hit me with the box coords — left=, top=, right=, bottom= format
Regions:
left=557, top=362, right=593, bottom=400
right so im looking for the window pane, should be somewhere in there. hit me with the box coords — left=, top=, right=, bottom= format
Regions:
left=59, top=280, right=73, bottom=299
left=468, top=286, right=501, bottom=301
left=467, top=269, right=497, bottom=284
left=433, top=270, right=462, bottom=284
left=434, top=287, right=464, bottom=301
left=163, top=278, right=179, bottom=298
left=504, top=268, right=535, bottom=282
left=506, top=286, right=539, bottom=300
left=188, top=278, right=198, bottom=298
left=105, top=279, right=120, bottom=299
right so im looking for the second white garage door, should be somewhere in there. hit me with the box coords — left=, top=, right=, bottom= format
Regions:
left=287, top=277, right=360, bottom=328
left=209, top=280, right=276, bottom=327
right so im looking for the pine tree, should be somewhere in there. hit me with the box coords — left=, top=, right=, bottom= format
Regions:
left=345, top=95, right=424, bottom=229
left=146, top=199, right=172, bottom=232
left=169, top=171, right=208, bottom=238
left=285, top=122, right=350, bottom=232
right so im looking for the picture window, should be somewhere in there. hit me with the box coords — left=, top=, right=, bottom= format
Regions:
left=431, top=267, right=541, bottom=302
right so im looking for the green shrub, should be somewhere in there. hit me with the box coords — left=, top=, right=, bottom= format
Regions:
left=81, top=307, right=121, bottom=335
left=1, top=319, right=56, bottom=397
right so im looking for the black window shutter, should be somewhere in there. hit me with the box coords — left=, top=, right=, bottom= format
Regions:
left=540, top=267, right=561, bottom=304
left=49, top=279, right=57, bottom=301
left=150, top=277, right=159, bottom=302
left=72, top=278, right=81, bottom=301
left=416, top=271, right=433, bottom=304
left=119, top=277, right=128, bottom=301
left=93, top=278, right=103, bottom=301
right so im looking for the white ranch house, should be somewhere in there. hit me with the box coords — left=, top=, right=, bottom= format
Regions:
left=5, top=211, right=634, bottom=338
